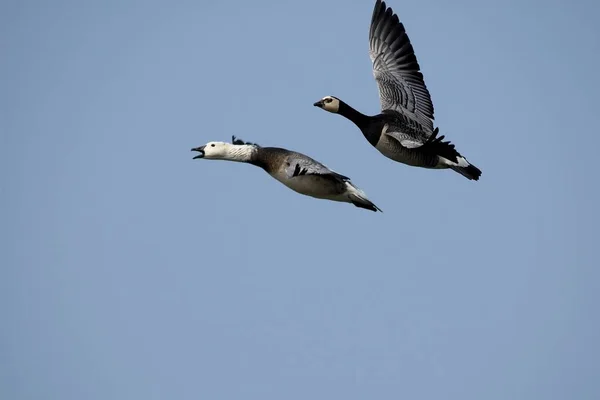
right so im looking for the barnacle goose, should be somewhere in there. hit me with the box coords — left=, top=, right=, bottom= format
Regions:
left=191, top=136, right=382, bottom=212
left=314, top=0, right=481, bottom=181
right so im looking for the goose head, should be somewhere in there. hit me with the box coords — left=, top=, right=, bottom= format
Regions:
left=191, top=141, right=230, bottom=159
left=313, top=96, right=341, bottom=113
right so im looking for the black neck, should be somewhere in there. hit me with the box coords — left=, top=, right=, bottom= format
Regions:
left=338, top=100, right=370, bottom=131
left=337, top=100, right=382, bottom=146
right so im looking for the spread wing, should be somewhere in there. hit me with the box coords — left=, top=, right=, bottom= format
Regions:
left=284, top=154, right=349, bottom=182
left=369, top=0, right=435, bottom=133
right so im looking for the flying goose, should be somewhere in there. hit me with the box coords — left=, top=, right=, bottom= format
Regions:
left=313, top=0, right=481, bottom=181
left=191, top=136, right=382, bottom=212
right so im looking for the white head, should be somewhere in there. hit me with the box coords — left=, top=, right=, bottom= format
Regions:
left=313, top=96, right=341, bottom=113
left=191, top=137, right=257, bottom=162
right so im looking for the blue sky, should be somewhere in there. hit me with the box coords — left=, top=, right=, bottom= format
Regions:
left=2, top=0, right=599, bottom=399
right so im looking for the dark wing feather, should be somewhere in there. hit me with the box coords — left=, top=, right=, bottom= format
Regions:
left=369, top=0, right=434, bottom=133
left=284, top=154, right=349, bottom=182
left=231, top=135, right=260, bottom=147
left=418, top=128, right=463, bottom=163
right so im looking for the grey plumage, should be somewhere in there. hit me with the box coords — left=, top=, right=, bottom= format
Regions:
left=370, top=0, right=434, bottom=135
left=191, top=136, right=381, bottom=212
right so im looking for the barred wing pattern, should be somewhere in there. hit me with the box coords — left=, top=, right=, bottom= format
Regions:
left=369, top=0, right=435, bottom=134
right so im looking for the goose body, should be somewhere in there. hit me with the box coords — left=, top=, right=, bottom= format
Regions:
left=314, top=0, right=481, bottom=181
left=191, top=136, right=381, bottom=212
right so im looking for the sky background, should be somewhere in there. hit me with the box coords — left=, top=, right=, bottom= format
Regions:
left=2, top=0, right=599, bottom=399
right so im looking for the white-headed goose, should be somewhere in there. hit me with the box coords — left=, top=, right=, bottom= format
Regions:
left=191, top=136, right=382, bottom=212
left=314, top=0, right=481, bottom=181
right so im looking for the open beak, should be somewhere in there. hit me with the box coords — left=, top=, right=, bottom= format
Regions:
left=191, top=145, right=206, bottom=159
left=313, top=100, right=324, bottom=108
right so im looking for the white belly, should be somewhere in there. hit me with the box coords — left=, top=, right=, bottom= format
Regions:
left=269, top=171, right=348, bottom=202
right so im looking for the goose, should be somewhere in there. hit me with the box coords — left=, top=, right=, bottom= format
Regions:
left=313, top=0, right=481, bottom=181
left=191, top=136, right=382, bottom=212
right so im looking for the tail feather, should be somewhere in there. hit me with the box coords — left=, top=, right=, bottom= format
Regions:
left=424, top=128, right=482, bottom=181
left=346, top=183, right=382, bottom=212
left=350, top=196, right=382, bottom=212
left=450, top=163, right=482, bottom=181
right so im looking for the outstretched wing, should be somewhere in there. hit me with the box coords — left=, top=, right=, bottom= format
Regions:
left=369, top=0, right=434, bottom=133
left=284, top=154, right=349, bottom=182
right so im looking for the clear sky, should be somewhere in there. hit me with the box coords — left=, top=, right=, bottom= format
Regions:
left=2, top=0, right=599, bottom=399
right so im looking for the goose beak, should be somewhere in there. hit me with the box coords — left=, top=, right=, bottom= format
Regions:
left=191, top=145, right=206, bottom=159
left=313, top=100, right=324, bottom=108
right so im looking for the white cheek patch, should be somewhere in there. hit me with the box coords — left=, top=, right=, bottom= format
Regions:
left=325, top=101, right=339, bottom=112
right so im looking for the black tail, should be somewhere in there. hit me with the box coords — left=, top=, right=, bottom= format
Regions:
left=351, top=199, right=382, bottom=212
left=424, top=128, right=482, bottom=181
left=450, top=164, right=482, bottom=181
left=349, top=195, right=383, bottom=212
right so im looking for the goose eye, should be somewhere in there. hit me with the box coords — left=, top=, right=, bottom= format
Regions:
left=211, top=144, right=215, bottom=147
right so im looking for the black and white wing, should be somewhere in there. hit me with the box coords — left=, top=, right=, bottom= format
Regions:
left=284, top=154, right=349, bottom=182
left=369, top=0, right=435, bottom=134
